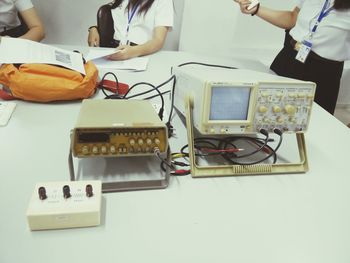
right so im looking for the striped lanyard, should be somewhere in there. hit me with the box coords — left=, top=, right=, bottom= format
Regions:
left=309, top=0, right=334, bottom=38
left=125, top=1, right=141, bottom=44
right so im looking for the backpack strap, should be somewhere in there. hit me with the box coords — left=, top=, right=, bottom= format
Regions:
left=0, top=88, right=15, bottom=100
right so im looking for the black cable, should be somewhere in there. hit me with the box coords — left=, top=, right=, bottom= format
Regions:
left=166, top=76, right=177, bottom=137
left=123, top=82, right=165, bottom=120
left=178, top=130, right=282, bottom=166
left=176, top=61, right=237, bottom=70
left=124, top=75, right=174, bottom=99
left=218, top=129, right=269, bottom=159
left=142, top=90, right=170, bottom=100
left=222, top=130, right=283, bottom=165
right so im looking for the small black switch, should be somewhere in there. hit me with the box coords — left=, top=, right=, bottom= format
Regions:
left=85, top=184, right=93, bottom=197
left=38, top=186, right=47, bottom=200
left=63, top=185, right=71, bottom=199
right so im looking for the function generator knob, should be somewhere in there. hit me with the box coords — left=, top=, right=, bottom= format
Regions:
left=146, top=138, right=152, bottom=145
left=82, top=146, right=89, bottom=155
left=101, top=146, right=107, bottom=153
left=110, top=145, right=116, bottom=153
left=137, top=138, right=144, bottom=145
left=92, top=146, right=98, bottom=154
left=154, top=138, right=160, bottom=145
left=129, top=139, right=135, bottom=146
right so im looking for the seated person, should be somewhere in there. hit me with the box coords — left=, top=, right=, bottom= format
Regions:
left=0, top=0, right=45, bottom=41
left=88, top=0, right=174, bottom=60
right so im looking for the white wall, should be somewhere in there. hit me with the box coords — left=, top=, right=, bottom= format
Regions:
left=32, top=0, right=184, bottom=50
left=179, top=0, right=295, bottom=56
left=31, top=0, right=349, bottom=105
left=179, top=0, right=349, bottom=106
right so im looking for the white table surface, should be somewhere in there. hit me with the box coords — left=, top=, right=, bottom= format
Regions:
left=1, top=50, right=350, bottom=263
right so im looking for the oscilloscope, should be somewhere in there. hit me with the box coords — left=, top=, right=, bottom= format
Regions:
left=173, top=65, right=315, bottom=177
left=173, top=66, right=316, bottom=135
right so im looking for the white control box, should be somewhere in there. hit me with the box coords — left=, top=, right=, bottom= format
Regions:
left=26, top=180, right=102, bottom=231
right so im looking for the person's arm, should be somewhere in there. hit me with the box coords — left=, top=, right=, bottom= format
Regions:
left=88, top=27, right=100, bottom=47
left=18, top=7, right=45, bottom=41
left=234, top=0, right=300, bottom=29
left=107, top=26, right=168, bottom=61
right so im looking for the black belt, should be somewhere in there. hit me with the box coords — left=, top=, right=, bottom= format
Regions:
left=108, top=39, right=138, bottom=48
left=289, top=37, right=342, bottom=64
left=0, top=24, right=28, bottom=37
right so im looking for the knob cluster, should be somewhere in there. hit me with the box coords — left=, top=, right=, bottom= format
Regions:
left=38, top=184, right=94, bottom=200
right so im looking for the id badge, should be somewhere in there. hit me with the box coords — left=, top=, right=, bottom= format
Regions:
left=120, top=37, right=127, bottom=46
left=295, top=40, right=312, bottom=63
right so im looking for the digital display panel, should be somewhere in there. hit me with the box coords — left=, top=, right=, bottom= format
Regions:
left=209, top=85, right=251, bottom=121
left=78, top=132, right=109, bottom=143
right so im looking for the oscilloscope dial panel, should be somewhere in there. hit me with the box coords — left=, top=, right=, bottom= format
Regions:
left=252, top=82, right=315, bottom=133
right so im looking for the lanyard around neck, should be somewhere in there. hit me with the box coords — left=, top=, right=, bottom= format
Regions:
left=127, top=1, right=141, bottom=32
left=311, top=0, right=334, bottom=34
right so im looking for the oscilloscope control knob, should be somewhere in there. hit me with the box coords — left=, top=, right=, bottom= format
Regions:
left=285, top=104, right=296, bottom=115
left=262, top=117, right=270, bottom=123
left=288, top=92, right=296, bottom=98
left=272, top=105, right=281, bottom=113
left=276, top=92, right=283, bottom=98
left=276, top=116, right=284, bottom=124
left=258, top=105, right=268, bottom=114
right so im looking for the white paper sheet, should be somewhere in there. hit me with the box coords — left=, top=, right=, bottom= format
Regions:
left=0, top=38, right=86, bottom=74
left=92, top=56, right=149, bottom=71
left=85, top=48, right=119, bottom=61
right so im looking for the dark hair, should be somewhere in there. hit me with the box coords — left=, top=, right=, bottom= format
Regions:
left=334, top=0, right=350, bottom=10
left=111, top=0, right=155, bottom=15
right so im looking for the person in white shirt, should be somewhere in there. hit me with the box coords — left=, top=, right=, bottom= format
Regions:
left=233, top=0, right=350, bottom=114
left=0, top=0, right=44, bottom=41
left=88, top=0, right=174, bottom=61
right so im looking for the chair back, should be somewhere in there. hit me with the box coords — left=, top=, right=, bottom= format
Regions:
left=97, top=4, right=115, bottom=47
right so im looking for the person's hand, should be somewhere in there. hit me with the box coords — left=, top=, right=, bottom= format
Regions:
left=234, top=0, right=258, bottom=15
left=88, top=27, right=100, bottom=47
left=107, top=45, right=137, bottom=61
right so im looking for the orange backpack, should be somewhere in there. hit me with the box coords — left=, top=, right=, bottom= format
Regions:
left=0, top=61, right=98, bottom=102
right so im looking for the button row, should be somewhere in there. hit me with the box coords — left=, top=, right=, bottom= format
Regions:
left=81, top=144, right=161, bottom=155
